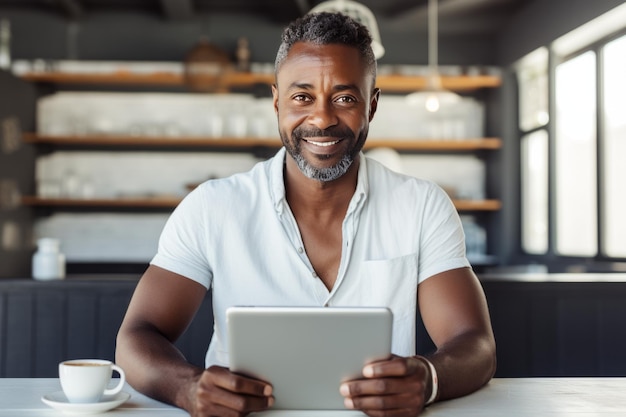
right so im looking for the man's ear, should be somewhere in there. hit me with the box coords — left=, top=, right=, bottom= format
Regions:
left=272, top=84, right=279, bottom=116
left=369, top=88, right=381, bottom=122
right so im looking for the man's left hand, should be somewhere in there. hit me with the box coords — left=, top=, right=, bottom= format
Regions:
left=340, top=355, right=431, bottom=417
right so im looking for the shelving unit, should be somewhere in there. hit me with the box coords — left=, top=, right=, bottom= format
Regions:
left=22, top=132, right=502, bottom=213
left=19, top=66, right=503, bottom=267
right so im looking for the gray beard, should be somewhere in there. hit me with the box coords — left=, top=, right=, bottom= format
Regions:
left=291, top=152, right=354, bottom=182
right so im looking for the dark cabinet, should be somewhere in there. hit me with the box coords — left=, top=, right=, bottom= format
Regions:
left=2, top=276, right=626, bottom=378
left=484, top=279, right=626, bottom=377
left=0, top=278, right=212, bottom=377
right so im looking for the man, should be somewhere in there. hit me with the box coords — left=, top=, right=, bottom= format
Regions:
left=116, top=11, right=496, bottom=417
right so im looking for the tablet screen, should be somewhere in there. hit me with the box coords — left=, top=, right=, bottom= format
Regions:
left=227, top=306, right=393, bottom=410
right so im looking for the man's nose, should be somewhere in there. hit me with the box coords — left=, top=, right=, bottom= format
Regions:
left=307, top=100, right=339, bottom=130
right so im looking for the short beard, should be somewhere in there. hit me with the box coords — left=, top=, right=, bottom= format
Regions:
left=280, top=125, right=367, bottom=182
left=292, top=152, right=353, bottom=182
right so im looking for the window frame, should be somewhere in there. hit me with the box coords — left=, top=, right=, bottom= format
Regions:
left=516, top=29, right=626, bottom=272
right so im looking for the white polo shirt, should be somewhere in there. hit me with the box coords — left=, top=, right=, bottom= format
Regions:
left=151, top=148, right=469, bottom=367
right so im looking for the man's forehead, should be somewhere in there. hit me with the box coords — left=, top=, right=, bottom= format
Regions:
left=275, top=41, right=376, bottom=91
left=281, top=42, right=362, bottom=67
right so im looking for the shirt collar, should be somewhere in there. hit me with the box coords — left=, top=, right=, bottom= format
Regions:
left=354, top=152, right=370, bottom=205
left=269, top=147, right=288, bottom=213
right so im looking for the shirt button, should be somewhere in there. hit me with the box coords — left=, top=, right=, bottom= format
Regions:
left=312, top=271, right=318, bottom=278
left=297, top=247, right=304, bottom=254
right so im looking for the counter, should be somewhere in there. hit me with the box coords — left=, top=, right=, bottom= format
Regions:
left=3, top=377, right=626, bottom=416
left=479, top=272, right=626, bottom=282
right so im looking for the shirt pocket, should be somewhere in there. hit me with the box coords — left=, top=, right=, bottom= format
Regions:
left=359, top=254, right=418, bottom=356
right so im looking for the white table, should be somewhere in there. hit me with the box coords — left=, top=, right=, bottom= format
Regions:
left=1, top=378, right=625, bottom=416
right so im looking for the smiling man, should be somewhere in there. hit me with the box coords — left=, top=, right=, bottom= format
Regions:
left=117, top=12, right=496, bottom=417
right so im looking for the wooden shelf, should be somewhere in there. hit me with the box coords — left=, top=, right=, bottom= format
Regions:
left=21, top=196, right=501, bottom=211
left=22, top=133, right=501, bottom=151
left=376, top=74, right=501, bottom=92
left=21, top=196, right=181, bottom=208
left=19, top=71, right=275, bottom=88
left=19, top=71, right=500, bottom=92
left=366, top=138, right=501, bottom=150
left=22, top=133, right=283, bottom=149
left=453, top=199, right=501, bottom=211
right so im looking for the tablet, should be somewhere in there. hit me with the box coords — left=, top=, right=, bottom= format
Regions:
left=227, top=306, right=392, bottom=410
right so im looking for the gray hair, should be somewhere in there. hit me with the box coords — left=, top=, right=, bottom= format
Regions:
left=275, top=12, right=377, bottom=82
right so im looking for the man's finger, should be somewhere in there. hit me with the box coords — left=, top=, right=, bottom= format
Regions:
left=196, top=368, right=274, bottom=414
left=362, top=356, right=424, bottom=378
left=340, top=377, right=423, bottom=397
left=204, top=366, right=273, bottom=397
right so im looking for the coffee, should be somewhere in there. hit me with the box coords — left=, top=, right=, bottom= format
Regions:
left=65, top=362, right=108, bottom=367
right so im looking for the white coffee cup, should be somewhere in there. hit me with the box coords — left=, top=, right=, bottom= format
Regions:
left=59, top=359, right=126, bottom=403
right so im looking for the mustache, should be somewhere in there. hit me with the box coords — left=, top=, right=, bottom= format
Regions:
left=292, top=126, right=355, bottom=140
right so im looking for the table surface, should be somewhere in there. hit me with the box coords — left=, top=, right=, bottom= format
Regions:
left=1, top=377, right=625, bottom=416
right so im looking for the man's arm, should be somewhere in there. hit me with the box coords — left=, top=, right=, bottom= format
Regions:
left=116, top=265, right=273, bottom=417
left=340, top=267, right=496, bottom=417
left=418, top=267, right=496, bottom=401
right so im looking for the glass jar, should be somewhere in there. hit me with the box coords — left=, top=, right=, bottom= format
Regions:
left=32, top=238, right=66, bottom=280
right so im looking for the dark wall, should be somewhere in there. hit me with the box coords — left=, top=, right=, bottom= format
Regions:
left=496, top=0, right=626, bottom=66
left=0, top=71, right=36, bottom=278
left=0, top=9, right=281, bottom=62
left=0, top=8, right=498, bottom=66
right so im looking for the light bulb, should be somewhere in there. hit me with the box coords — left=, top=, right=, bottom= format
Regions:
left=425, top=95, right=441, bottom=112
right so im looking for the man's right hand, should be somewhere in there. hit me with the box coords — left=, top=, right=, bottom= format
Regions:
left=189, top=366, right=274, bottom=417
left=116, top=267, right=273, bottom=417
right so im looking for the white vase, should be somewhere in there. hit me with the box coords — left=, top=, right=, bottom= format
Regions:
left=32, top=238, right=66, bottom=280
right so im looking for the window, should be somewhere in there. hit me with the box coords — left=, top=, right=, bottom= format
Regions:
left=517, top=48, right=549, bottom=132
left=554, top=51, right=597, bottom=257
left=602, top=34, right=626, bottom=257
left=516, top=4, right=626, bottom=269
left=521, top=130, right=549, bottom=254
left=517, top=48, right=549, bottom=255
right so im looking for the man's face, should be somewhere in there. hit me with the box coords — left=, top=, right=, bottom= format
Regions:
left=272, top=42, right=379, bottom=182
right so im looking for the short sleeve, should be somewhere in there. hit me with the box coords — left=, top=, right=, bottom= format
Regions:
left=417, top=183, right=470, bottom=283
left=150, top=186, right=212, bottom=288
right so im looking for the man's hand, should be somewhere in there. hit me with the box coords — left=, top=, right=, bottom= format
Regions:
left=190, top=366, right=274, bottom=417
left=339, top=355, right=431, bottom=417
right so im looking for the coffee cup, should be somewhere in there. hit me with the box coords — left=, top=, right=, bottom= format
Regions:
left=59, top=359, right=126, bottom=403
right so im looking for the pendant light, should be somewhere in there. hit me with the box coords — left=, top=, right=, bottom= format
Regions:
left=308, top=0, right=385, bottom=59
left=406, top=0, right=460, bottom=112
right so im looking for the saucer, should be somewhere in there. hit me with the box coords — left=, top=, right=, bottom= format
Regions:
left=41, top=391, right=131, bottom=415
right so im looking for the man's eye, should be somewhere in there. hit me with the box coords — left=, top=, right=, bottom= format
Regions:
left=336, top=96, right=356, bottom=103
left=293, top=95, right=311, bottom=102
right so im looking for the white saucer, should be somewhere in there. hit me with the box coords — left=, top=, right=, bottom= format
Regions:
left=41, top=391, right=131, bottom=415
